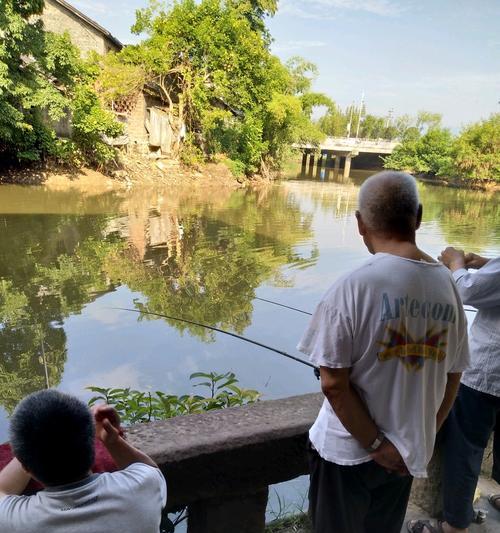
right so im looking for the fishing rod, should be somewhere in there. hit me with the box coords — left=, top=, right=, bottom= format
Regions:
left=256, top=297, right=478, bottom=315
left=112, top=307, right=320, bottom=379
left=254, top=296, right=312, bottom=316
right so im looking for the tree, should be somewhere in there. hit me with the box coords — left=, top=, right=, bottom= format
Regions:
left=0, top=2, right=121, bottom=167
left=452, top=114, right=500, bottom=182
left=101, top=0, right=324, bottom=175
left=383, top=128, right=454, bottom=175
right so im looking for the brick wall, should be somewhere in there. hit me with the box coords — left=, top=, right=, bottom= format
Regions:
left=42, top=0, right=118, bottom=57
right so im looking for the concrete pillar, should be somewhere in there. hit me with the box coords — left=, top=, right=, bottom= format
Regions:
left=316, top=152, right=324, bottom=178
left=334, top=153, right=341, bottom=172
left=188, top=487, right=269, bottom=533
left=343, top=154, right=352, bottom=178
left=308, top=154, right=315, bottom=177
left=410, top=444, right=443, bottom=517
left=301, top=152, right=308, bottom=174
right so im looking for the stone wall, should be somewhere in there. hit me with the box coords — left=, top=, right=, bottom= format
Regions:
left=42, top=0, right=119, bottom=57
left=127, top=393, right=449, bottom=533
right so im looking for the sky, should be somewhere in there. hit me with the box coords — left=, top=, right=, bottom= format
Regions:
left=70, top=0, right=499, bottom=131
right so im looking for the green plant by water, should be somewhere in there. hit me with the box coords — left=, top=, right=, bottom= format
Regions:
left=87, top=371, right=260, bottom=425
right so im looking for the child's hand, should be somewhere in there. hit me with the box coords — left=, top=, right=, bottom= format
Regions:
left=92, top=405, right=124, bottom=446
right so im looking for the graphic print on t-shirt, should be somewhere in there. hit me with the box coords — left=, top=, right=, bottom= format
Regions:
left=377, top=324, right=448, bottom=371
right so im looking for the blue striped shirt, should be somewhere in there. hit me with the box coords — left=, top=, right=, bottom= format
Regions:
left=454, top=257, right=500, bottom=397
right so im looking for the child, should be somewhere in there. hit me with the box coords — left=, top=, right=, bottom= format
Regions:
left=0, top=389, right=167, bottom=532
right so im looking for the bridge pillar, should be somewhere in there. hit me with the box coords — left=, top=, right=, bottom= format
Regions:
left=301, top=151, right=308, bottom=174
left=316, top=152, right=324, bottom=178
left=344, top=154, right=352, bottom=178
left=334, top=153, right=341, bottom=172
left=308, top=154, right=315, bottom=177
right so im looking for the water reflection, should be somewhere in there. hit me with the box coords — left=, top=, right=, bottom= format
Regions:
left=0, top=176, right=499, bottom=437
left=0, top=185, right=317, bottom=417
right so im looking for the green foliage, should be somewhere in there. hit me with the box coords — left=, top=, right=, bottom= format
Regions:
left=384, top=114, right=499, bottom=183
left=87, top=372, right=260, bottom=425
left=0, top=4, right=121, bottom=168
left=452, top=114, right=500, bottom=182
left=317, top=107, right=443, bottom=141
left=103, top=0, right=326, bottom=175
left=384, top=128, right=454, bottom=175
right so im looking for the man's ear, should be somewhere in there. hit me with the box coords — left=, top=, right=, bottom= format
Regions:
left=416, top=204, right=423, bottom=230
left=355, top=210, right=366, bottom=236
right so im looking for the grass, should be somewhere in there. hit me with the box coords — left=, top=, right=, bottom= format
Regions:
left=265, top=513, right=311, bottom=533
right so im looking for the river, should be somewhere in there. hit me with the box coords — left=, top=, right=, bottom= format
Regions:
left=0, top=169, right=499, bottom=516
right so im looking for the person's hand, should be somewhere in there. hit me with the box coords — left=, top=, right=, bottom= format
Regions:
left=370, top=438, right=409, bottom=475
left=464, top=252, right=489, bottom=270
left=92, top=404, right=124, bottom=446
left=439, top=247, right=465, bottom=272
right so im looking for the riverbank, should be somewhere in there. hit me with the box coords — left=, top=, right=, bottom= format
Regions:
left=415, top=173, right=500, bottom=192
left=0, top=155, right=269, bottom=191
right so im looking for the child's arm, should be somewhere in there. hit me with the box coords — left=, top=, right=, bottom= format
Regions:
left=92, top=405, right=158, bottom=470
left=0, top=459, right=31, bottom=498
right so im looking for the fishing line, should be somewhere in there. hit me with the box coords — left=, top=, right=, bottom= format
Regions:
left=112, top=307, right=320, bottom=378
left=255, top=297, right=478, bottom=315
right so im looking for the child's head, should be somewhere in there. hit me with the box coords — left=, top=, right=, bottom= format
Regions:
left=10, top=389, right=95, bottom=486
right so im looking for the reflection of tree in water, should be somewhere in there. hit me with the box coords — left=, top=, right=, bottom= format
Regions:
left=0, top=215, right=119, bottom=413
left=420, top=185, right=500, bottom=251
left=0, top=186, right=317, bottom=410
left=107, top=187, right=318, bottom=339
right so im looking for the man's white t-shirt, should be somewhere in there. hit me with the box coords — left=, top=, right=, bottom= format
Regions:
left=0, top=463, right=167, bottom=533
left=298, top=253, right=470, bottom=478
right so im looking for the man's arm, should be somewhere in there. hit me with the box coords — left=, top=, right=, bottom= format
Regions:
left=0, top=459, right=31, bottom=498
left=93, top=405, right=158, bottom=470
left=436, top=372, right=461, bottom=431
left=440, top=247, right=499, bottom=308
left=320, top=367, right=407, bottom=474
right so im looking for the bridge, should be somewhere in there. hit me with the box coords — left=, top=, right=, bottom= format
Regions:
left=296, top=137, right=400, bottom=178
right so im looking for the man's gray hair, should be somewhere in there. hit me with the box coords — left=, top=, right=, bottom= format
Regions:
left=358, top=171, right=420, bottom=235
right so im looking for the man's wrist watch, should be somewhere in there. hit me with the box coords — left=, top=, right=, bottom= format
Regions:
left=366, top=432, right=385, bottom=453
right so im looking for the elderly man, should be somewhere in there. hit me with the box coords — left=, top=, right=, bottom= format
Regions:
left=298, top=171, right=470, bottom=533
left=409, top=249, right=500, bottom=533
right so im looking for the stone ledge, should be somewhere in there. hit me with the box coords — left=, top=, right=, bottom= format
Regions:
left=127, top=393, right=323, bottom=510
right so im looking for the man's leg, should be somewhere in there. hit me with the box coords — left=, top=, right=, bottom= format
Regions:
left=308, top=444, right=370, bottom=533
left=442, top=385, right=497, bottom=530
left=363, top=462, right=413, bottom=533
left=492, top=418, right=500, bottom=485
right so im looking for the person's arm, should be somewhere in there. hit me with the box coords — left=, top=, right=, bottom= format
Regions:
left=0, top=459, right=31, bottom=498
left=436, top=372, right=461, bottom=431
left=320, top=367, right=407, bottom=474
left=93, top=405, right=158, bottom=470
left=440, top=247, right=499, bottom=308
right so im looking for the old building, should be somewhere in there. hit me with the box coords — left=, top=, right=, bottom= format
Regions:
left=41, top=0, right=122, bottom=56
left=41, top=0, right=180, bottom=155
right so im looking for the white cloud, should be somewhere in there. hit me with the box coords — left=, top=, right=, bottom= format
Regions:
left=272, top=40, right=328, bottom=52
left=280, top=0, right=405, bottom=19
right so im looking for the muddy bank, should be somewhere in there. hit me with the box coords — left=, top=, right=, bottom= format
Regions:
left=416, top=173, right=500, bottom=192
left=0, top=155, right=268, bottom=192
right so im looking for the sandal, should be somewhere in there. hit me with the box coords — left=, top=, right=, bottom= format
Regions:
left=407, top=519, right=443, bottom=533
left=488, top=493, right=500, bottom=512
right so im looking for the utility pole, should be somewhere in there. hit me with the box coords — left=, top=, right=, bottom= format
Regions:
left=347, top=102, right=355, bottom=138
left=355, top=92, right=365, bottom=139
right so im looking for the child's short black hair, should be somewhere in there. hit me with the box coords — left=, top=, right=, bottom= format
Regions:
left=10, top=390, right=95, bottom=486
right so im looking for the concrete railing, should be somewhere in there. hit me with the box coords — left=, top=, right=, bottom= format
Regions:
left=127, top=393, right=441, bottom=533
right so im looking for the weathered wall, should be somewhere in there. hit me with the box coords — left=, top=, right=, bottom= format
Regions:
left=42, top=0, right=119, bottom=56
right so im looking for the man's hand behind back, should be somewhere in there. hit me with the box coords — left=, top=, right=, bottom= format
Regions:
left=370, top=438, right=409, bottom=476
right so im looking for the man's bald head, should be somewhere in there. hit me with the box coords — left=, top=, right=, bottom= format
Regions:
left=358, top=171, right=421, bottom=237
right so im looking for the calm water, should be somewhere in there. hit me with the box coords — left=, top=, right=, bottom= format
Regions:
left=0, top=171, right=499, bottom=447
